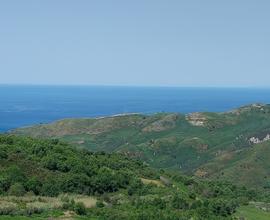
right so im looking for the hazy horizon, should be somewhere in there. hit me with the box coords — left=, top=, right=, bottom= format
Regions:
left=2, top=83, right=270, bottom=89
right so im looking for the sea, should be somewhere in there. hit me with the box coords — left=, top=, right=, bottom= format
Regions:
left=1, top=85, right=270, bottom=132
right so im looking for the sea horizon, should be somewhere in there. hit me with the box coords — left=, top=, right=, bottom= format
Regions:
left=1, top=85, right=270, bottom=132
left=2, top=83, right=270, bottom=89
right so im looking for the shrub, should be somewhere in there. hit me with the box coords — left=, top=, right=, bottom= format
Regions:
left=25, top=177, right=42, bottom=195
left=8, top=183, right=26, bottom=196
left=210, top=199, right=238, bottom=216
left=74, top=202, right=87, bottom=215
left=152, top=197, right=166, bottom=209
left=127, top=179, right=143, bottom=196
left=0, top=149, right=7, bottom=159
left=96, top=200, right=105, bottom=208
left=41, top=179, right=61, bottom=197
left=171, top=194, right=189, bottom=210
left=62, top=198, right=75, bottom=210
left=6, top=166, right=26, bottom=184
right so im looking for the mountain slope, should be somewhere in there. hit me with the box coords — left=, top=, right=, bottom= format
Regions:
left=1, top=134, right=264, bottom=220
left=10, top=103, right=270, bottom=189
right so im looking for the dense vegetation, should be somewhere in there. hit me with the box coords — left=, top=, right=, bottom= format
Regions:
left=0, top=135, right=154, bottom=197
left=12, top=104, right=270, bottom=190
left=0, top=134, right=268, bottom=219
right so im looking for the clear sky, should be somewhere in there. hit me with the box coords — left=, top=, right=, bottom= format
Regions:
left=0, top=0, right=269, bottom=87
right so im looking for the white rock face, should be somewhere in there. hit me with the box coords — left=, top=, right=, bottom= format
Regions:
left=186, top=113, right=206, bottom=127
left=249, top=134, right=270, bottom=144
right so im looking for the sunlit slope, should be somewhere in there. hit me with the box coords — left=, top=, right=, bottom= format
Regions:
left=1, top=134, right=264, bottom=219
left=11, top=104, right=270, bottom=188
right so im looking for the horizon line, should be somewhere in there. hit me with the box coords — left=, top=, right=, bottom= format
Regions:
left=1, top=83, right=270, bottom=89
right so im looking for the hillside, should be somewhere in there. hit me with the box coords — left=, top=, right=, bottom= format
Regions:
left=11, top=103, right=270, bottom=189
left=1, top=134, right=266, bottom=220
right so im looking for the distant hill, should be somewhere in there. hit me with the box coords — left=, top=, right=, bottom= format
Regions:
left=10, top=103, right=270, bottom=189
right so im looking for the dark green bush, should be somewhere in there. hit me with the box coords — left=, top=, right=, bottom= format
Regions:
left=74, top=202, right=87, bottom=215
left=96, top=200, right=105, bottom=208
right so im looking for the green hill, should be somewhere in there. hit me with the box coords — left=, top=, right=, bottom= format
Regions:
left=10, top=104, right=270, bottom=189
left=1, top=134, right=266, bottom=219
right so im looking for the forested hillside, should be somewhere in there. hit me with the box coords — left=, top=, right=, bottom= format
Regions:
left=11, top=104, right=270, bottom=189
left=0, top=135, right=268, bottom=219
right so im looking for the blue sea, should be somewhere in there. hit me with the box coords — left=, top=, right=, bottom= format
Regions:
left=1, top=85, right=270, bottom=132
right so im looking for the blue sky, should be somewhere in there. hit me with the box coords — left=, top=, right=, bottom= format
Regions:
left=0, top=0, right=269, bottom=87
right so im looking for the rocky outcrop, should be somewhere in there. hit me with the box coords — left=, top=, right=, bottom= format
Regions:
left=249, top=134, right=270, bottom=144
left=186, top=113, right=207, bottom=126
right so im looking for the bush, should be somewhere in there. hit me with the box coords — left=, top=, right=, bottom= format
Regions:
left=127, top=179, right=143, bottom=196
left=0, top=149, right=7, bottom=159
left=62, top=198, right=75, bottom=210
left=152, top=197, right=166, bottom=209
left=6, top=166, right=26, bottom=184
left=25, top=177, right=42, bottom=195
left=210, top=199, right=238, bottom=216
left=171, top=194, right=189, bottom=210
left=8, top=183, right=26, bottom=196
left=74, top=202, right=87, bottom=215
left=41, top=179, right=61, bottom=197
left=96, top=200, right=105, bottom=208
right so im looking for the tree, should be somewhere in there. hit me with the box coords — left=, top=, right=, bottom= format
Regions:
left=6, top=165, right=26, bottom=185
left=25, top=177, right=42, bottom=195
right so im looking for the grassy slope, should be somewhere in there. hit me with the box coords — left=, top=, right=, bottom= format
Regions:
left=235, top=205, right=270, bottom=220
left=10, top=104, right=270, bottom=189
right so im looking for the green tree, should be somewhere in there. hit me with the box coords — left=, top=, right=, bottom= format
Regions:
left=25, top=177, right=42, bottom=195
left=6, top=165, right=26, bottom=185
